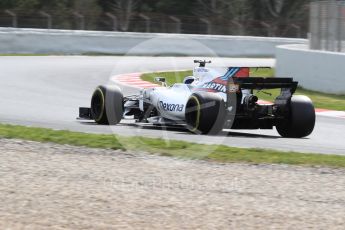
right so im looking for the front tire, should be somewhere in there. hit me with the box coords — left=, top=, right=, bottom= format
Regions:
left=276, top=95, right=315, bottom=138
left=185, top=92, right=226, bottom=135
left=91, top=85, right=123, bottom=125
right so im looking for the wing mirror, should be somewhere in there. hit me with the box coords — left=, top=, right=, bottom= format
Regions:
left=154, top=77, right=166, bottom=83
left=154, top=77, right=167, bottom=87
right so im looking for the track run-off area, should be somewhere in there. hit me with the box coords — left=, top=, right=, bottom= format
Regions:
left=0, top=56, right=344, bottom=155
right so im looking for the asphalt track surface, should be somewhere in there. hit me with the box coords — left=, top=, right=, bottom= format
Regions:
left=0, top=56, right=344, bottom=155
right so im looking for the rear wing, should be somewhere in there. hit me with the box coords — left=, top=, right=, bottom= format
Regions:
left=232, top=77, right=298, bottom=90
left=226, top=67, right=298, bottom=108
left=225, top=67, right=298, bottom=91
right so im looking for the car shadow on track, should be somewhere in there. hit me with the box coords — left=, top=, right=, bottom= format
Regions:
left=223, top=131, right=279, bottom=139
left=124, top=122, right=279, bottom=139
left=78, top=121, right=280, bottom=139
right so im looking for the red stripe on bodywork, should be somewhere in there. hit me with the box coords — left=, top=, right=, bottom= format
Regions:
left=235, top=67, right=250, bottom=78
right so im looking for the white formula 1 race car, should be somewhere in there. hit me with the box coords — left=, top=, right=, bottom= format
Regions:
left=79, top=60, right=315, bottom=137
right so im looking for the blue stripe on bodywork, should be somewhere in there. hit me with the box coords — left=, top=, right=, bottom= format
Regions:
left=220, top=67, right=240, bottom=81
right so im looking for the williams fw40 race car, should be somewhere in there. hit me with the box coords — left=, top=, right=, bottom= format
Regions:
left=79, top=60, right=315, bottom=137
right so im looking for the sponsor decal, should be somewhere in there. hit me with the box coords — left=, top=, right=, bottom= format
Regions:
left=159, top=101, right=184, bottom=112
left=201, top=82, right=227, bottom=93
left=194, top=68, right=209, bottom=73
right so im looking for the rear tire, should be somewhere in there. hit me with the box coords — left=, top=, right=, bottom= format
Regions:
left=185, top=92, right=226, bottom=135
left=276, top=95, right=315, bottom=138
left=91, top=85, right=123, bottom=125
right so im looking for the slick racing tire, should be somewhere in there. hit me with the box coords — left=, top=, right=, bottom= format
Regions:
left=185, top=92, right=226, bottom=135
left=276, top=95, right=315, bottom=138
left=90, top=85, right=123, bottom=125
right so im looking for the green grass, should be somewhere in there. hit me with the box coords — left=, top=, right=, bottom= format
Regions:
left=255, top=87, right=345, bottom=111
left=141, top=68, right=274, bottom=86
left=1, top=123, right=345, bottom=168
left=141, top=69, right=345, bottom=111
left=141, top=70, right=193, bottom=86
